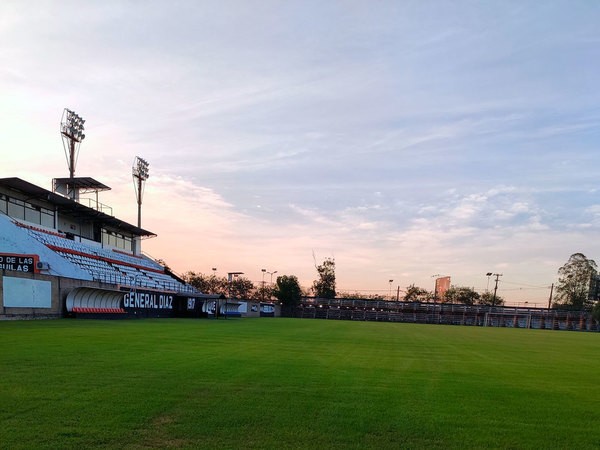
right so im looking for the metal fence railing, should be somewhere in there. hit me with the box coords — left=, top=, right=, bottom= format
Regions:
left=296, top=298, right=598, bottom=332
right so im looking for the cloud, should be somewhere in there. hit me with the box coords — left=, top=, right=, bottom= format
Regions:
left=1, top=1, right=599, bottom=303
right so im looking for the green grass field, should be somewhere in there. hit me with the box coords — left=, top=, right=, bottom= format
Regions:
left=1, top=318, right=599, bottom=449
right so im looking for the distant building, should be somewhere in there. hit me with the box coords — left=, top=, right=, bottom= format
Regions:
left=435, top=276, right=451, bottom=301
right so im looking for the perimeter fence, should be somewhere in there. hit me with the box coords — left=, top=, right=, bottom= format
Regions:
left=294, top=298, right=598, bottom=332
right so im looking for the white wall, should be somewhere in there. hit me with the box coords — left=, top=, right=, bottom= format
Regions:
left=3, top=276, right=51, bottom=308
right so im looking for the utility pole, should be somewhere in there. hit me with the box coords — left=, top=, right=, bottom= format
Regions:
left=431, top=274, right=441, bottom=302
left=493, top=273, right=503, bottom=304
left=548, top=283, right=554, bottom=309
left=227, top=272, right=244, bottom=320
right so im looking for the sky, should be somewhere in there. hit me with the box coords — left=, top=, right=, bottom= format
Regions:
left=1, top=1, right=599, bottom=304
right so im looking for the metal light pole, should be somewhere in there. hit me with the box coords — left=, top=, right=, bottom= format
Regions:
left=266, top=270, right=278, bottom=284
left=431, top=274, right=440, bottom=302
left=60, top=108, right=86, bottom=199
left=389, top=279, right=394, bottom=300
left=227, top=272, right=244, bottom=319
left=261, top=270, right=277, bottom=302
left=486, top=272, right=493, bottom=292
left=132, top=157, right=150, bottom=229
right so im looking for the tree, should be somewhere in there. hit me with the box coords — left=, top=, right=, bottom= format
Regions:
left=404, top=284, right=431, bottom=302
left=592, top=302, right=600, bottom=325
left=156, top=258, right=171, bottom=271
left=553, top=253, right=597, bottom=310
left=443, top=286, right=480, bottom=305
left=252, top=283, right=275, bottom=302
left=229, top=276, right=255, bottom=299
left=183, top=272, right=229, bottom=295
left=183, top=272, right=255, bottom=299
left=478, top=291, right=505, bottom=306
left=313, top=257, right=336, bottom=298
left=273, top=275, right=303, bottom=317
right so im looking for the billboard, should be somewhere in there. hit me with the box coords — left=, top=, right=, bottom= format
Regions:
left=0, top=253, right=39, bottom=273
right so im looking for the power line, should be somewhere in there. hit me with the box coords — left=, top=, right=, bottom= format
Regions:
left=500, top=280, right=552, bottom=289
left=501, top=287, right=551, bottom=291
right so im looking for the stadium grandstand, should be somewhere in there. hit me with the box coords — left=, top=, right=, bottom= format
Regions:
left=0, top=108, right=238, bottom=319
left=0, top=176, right=236, bottom=319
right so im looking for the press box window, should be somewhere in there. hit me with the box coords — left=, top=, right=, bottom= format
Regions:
left=7, top=198, right=25, bottom=220
left=41, top=210, right=54, bottom=228
left=25, top=203, right=41, bottom=224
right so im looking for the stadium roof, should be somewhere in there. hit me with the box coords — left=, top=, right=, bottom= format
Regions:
left=53, top=177, right=111, bottom=195
left=0, top=177, right=156, bottom=238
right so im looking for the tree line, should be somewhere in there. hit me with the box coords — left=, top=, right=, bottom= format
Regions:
left=182, top=257, right=336, bottom=315
left=182, top=253, right=600, bottom=318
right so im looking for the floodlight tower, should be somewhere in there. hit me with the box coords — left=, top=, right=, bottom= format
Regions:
left=132, top=156, right=150, bottom=228
left=60, top=108, right=86, bottom=199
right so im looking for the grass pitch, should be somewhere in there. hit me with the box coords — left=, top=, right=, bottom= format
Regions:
left=1, top=318, right=599, bottom=449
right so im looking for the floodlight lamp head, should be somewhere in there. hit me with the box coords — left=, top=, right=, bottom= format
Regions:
left=133, top=156, right=150, bottom=180
left=62, top=108, right=86, bottom=142
left=61, top=107, right=87, bottom=180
